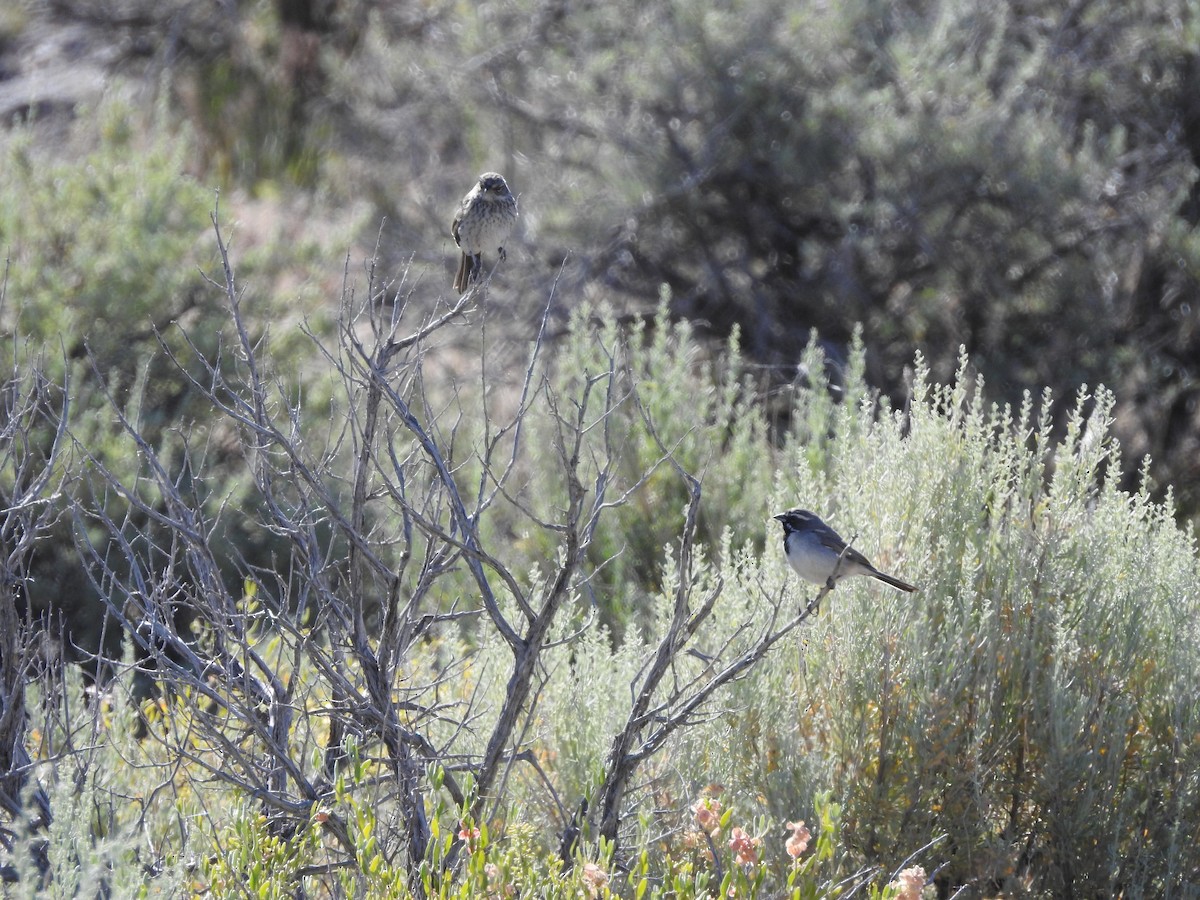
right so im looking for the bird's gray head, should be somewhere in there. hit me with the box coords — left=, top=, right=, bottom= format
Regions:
left=773, top=508, right=819, bottom=533
left=478, top=172, right=511, bottom=195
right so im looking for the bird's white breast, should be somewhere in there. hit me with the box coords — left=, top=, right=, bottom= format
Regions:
left=784, top=530, right=838, bottom=584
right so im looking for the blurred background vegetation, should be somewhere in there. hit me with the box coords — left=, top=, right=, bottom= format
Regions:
left=4, top=0, right=1200, bottom=510
left=2, top=0, right=1200, bottom=894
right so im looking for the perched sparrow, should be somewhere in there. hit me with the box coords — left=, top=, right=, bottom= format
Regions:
left=451, top=172, right=518, bottom=293
left=774, top=508, right=916, bottom=592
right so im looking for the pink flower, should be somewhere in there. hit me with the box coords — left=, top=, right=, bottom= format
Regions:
left=691, top=796, right=723, bottom=836
left=785, top=820, right=811, bottom=858
left=484, top=862, right=513, bottom=898
left=888, top=866, right=926, bottom=900
left=728, top=826, right=761, bottom=866
left=581, top=862, right=609, bottom=898
left=457, top=822, right=481, bottom=845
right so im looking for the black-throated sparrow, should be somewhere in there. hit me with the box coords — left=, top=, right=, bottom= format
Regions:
left=774, top=508, right=916, bottom=592
left=452, top=172, right=518, bottom=293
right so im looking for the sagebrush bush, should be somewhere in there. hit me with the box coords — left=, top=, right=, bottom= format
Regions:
left=761, top=352, right=1200, bottom=894
left=5, top=247, right=1200, bottom=896
left=400, top=319, right=1200, bottom=894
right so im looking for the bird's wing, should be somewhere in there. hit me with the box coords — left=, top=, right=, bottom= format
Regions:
left=817, top=531, right=874, bottom=569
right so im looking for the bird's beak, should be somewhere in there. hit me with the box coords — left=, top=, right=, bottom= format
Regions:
left=772, top=513, right=786, bottom=522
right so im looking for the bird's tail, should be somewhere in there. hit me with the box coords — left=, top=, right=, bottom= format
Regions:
left=871, top=570, right=917, bottom=593
left=453, top=252, right=471, bottom=293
